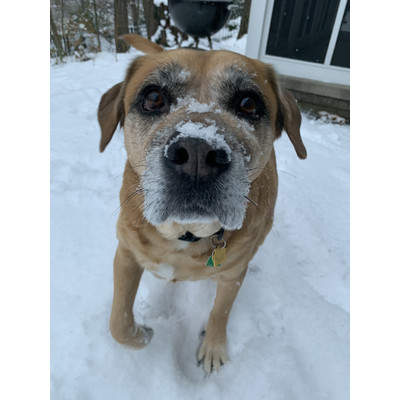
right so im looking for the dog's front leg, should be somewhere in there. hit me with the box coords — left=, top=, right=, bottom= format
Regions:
left=109, top=244, right=153, bottom=348
left=198, top=268, right=247, bottom=374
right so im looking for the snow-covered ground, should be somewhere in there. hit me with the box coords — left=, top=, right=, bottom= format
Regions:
left=50, top=39, right=349, bottom=399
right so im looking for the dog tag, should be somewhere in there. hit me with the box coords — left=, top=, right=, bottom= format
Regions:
left=206, top=255, right=215, bottom=267
left=212, top=247, right=226, bottom=266
left=206, top=230, right=227, bottom=267
left=206, top=247, right=227, bottom=267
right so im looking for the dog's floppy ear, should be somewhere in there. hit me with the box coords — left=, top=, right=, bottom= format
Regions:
left=276, top=89, right=307, bottom=159
left=98, top=56, right=145, bottom=152
left=98, top=82, right=124, bottom=152
left=121, top=34, right=164, bottom=54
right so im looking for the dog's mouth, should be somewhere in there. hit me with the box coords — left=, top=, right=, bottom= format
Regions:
left=142, top=177, right=248, bottom=230
left=152, top=176, right=241, bottom=226
left=141, top=121, right=250, bottom=231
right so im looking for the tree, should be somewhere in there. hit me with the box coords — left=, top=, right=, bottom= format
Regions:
left=237, top=0, right=251, bottom=39
left=50, top=8, right=65, bottom=58
left=93, top=0, right=101, bottom=51
left=114, top=0, right=129, bottom=52
left=130, top=0, right=141, bottom=34
left=142, top=0, right=158, bottom=39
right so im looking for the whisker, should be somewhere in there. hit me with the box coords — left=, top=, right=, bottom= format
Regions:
left=130, top=163, right=147, bottom=169
left=132, top=197, right=147, bottom=225
left=112, top=187, right=147, bottom=215
left=249, top=185, right=265, bottom=190
left=244, top=194, right=280, bottom=237
left=246, top=165, right=265, bottom=173
left=141, top=199, right=157, bottom=223
left=110, top=172, right=125, bottom=180
left=245, top=195, right=259, bottom=208
left=277, top=169, right=299, bottom=179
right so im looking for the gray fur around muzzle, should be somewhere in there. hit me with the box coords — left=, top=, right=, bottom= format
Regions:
left=141, top=120, right=250, bottom=230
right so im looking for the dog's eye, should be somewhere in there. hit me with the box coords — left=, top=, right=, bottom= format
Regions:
left=238, top=97, right=257, bottom=115
left=143, top=89, right=165, bottom=111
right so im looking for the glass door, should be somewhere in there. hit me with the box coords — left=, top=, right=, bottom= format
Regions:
left=330, top=0, right=350, bottom=68
left=258, top=0, right=350, bottom=85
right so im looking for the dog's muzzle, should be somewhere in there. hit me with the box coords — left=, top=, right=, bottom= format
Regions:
left=142, top=122, right=250, bottom=230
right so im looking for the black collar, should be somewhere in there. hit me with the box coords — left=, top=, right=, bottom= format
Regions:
left=178, top=228, right=224, bottom=242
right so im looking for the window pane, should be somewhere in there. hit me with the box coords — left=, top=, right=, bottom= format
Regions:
left=266, top=0, right=340, bottom=64
left=331, top=1, right=350, bottom=68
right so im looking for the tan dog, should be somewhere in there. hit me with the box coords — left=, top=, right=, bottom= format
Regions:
left=98, top=34, right=307, bottom=374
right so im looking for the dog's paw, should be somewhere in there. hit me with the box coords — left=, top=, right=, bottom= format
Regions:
left=111, top=323, right=154, bottom=349
left=197, top=332, right=229, bottom=374
left=130, top=324, right=154, bottom=347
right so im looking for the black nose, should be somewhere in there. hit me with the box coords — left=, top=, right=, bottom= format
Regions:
left=164, top=137, right=231, bottom=179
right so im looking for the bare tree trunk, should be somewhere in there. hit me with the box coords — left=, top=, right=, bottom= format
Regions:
left=142, top=0, right=158, bottom=39
left=60, top=0, right=66, bottom=53
left=50, top=9, right=65, bottom=58
left=114, top=0, right=130, bottom=52
left=130, top=0, right=141, bottom=34
left=93, top=0, right=102, bottom=51
left=237, top=0, right=251, bottom=39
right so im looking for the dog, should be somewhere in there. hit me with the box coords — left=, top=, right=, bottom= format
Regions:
left=97, top=34, right=307, bottom=374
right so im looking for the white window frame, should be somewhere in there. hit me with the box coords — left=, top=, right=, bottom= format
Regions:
left=246, top=0, right=350, bottom=86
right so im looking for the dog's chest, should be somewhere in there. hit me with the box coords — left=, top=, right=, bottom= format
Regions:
left=143, top=255, right=200, bottom=282
left=140, top=243, right=214, bottom=282
left=147, top=263, right=176, bottom=281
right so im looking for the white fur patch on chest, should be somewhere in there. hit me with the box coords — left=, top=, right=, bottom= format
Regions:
left=152, top=263, right=175, bottom=281
left=176, top=240, right=189, bottom=250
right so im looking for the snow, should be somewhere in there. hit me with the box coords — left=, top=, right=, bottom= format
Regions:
left=175, top=98, right=219, bottom=114
left=164, top=120, right=232, bottom=160
left=153, top=0, right=167, bottom=6
left=51, top=38, right=349, bottom=399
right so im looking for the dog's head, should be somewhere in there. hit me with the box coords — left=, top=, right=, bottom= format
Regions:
left=98, top=35, right=306, bottom=234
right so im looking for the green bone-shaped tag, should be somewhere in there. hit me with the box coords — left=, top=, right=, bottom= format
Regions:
left=206, top=256, right=215, bottom=267
left=206, top=247, right=227, bottom=267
